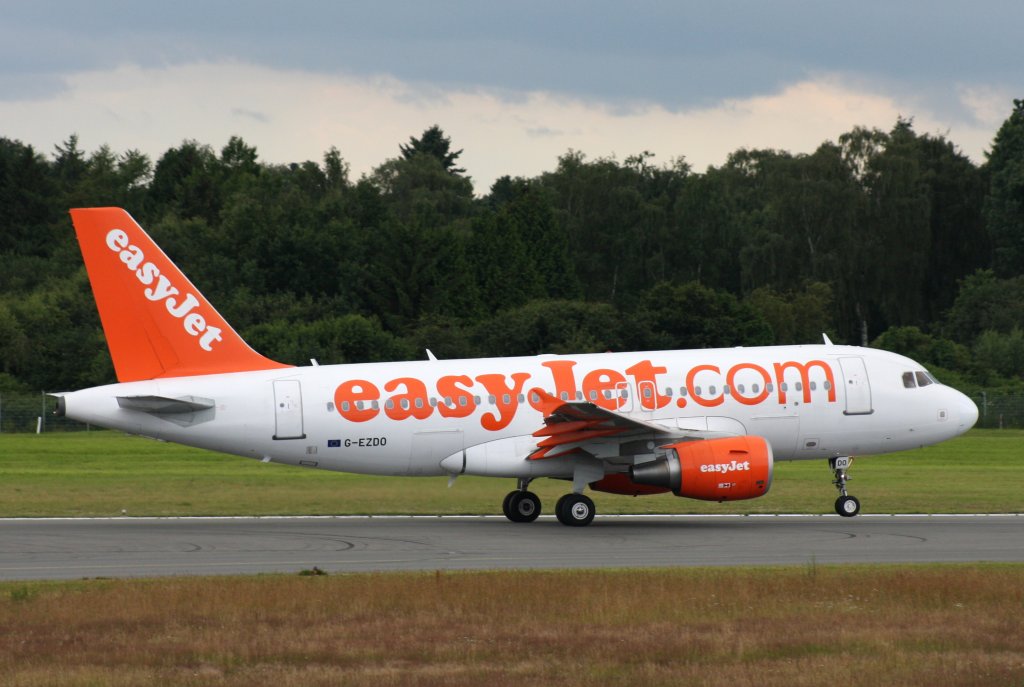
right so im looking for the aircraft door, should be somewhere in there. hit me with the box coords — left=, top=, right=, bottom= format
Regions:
left=839, top=357, right=873, bottom=415
left=614, top=381, right=634, bottom=412
left=273, top=380, right=306, bottom=439
left=636, top=380, right=658, bottom=418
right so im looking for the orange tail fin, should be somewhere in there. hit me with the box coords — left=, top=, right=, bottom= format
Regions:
left=70, top=207, right=291, bottom=382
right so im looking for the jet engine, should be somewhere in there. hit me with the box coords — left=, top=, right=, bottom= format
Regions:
left=629, top=436, right=773, bottom=501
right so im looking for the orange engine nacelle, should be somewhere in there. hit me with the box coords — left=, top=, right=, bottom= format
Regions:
left=628, top=436, right=774, bottom=501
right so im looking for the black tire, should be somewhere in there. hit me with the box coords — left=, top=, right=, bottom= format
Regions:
left=555, top=493, right=596, bottom=527
left=505, top=491, right=541, bottom=523
left=501, top=491, right=516, bottom=518
left=513, top=491, right=541, bottom=523
left=835, top=495, right=861, bottom=517
left=555, top=494, right=571, bottom=523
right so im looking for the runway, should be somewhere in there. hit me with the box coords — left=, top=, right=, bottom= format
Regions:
left=0, top=515, right=1020, bottom=581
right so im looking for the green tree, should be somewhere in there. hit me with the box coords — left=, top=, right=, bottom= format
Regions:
left=0, top=138, right=58, bottom=262
left=984, top=99, right=1024, bottom=276
left=943, top=270, right=1024, bottom=342
left=399, top=125, right=465, bottom=176
left=627, top=282, right=773, bottom=351
left=150, top=140, right=221, bottom=220
left=745, top=282, right=836, bottom=345
left=475, top=300, right=623, bottom=356
left=244, top=314, right=414, bottom=365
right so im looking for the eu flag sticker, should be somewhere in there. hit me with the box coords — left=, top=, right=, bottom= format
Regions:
left=327, top=439, right=341, bottom=448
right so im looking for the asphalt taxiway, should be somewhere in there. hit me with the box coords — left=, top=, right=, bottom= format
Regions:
left=0, top=514, right=1020, bottom=581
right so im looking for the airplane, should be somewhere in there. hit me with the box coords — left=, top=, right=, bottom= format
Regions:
left=54, top=207, right=979, bottom=526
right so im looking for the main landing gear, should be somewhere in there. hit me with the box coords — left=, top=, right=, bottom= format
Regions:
left=554, top=493, right=595, bottom=527
left=501, top=480, right=596, bottom=526
left=830, top=456, right=861, bottom=517
left=502, top=479, right=541, bottom=523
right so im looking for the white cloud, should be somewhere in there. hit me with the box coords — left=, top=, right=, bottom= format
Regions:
left=0, top=61, right=1001, bottom=194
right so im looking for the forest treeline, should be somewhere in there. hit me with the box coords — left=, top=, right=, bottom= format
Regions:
left=2, top=102, right=1024, bottom=395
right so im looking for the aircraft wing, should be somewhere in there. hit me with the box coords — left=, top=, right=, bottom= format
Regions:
left=527, top=390, right=676, bottom=460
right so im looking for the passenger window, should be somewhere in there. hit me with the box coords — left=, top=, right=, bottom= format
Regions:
left=680, top=387, right=687, bottom=396
left=665, top=387, right=673, bottom=398
left=643, top=387, right=652, bottom=398
left=810, top=381, right=817, bottom=391
left=503, top=394, right=511, bottom=404
left=915, top=371, right=933, bottom=387
left=902, top=372, right=916, bottom=388
left=590, top=390, right=598, bottom=401
left=415, top=398, right=424, bottom=408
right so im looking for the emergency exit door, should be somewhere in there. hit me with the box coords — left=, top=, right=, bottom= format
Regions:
left=839, top=357, right=873, bottom=415
left=273, top=380, right=306, bottom=439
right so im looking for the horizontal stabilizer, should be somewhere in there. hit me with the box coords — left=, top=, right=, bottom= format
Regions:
left=116, top=395, right=215, bottom=414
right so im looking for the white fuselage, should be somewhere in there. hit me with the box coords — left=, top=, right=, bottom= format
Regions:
left=60, top=344, right=978, bottom=481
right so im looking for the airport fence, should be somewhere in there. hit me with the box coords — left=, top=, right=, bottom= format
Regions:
left=0, top=392, right=89, bottom=433
left=1, top=389, right=1022, bottom=433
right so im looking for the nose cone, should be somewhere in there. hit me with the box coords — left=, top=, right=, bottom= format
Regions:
left=957, top=392, right=979, bottom=434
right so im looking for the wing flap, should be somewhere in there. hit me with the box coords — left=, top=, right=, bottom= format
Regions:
left=527, top=390, right=674, bottom=460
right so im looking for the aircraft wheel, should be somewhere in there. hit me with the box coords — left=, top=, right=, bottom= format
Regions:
left=501, top=491, right=516, bottom=520
left=835, top=495, right=861, bottom=517
left=505, top=491, right=541, bottom=523
left=555, top=493, right=595, bottom=527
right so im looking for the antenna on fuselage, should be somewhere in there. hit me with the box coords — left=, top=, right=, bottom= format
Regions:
left=822, top=333, right=834, bottom=346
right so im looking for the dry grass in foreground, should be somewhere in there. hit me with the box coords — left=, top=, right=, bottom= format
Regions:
left=2, top=565, right=1023, bottom=686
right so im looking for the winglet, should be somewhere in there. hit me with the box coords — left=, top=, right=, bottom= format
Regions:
left=70, top=207, right=291, bottom=381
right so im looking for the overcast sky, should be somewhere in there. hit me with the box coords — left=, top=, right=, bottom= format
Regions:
left=2, top=1, right=1021, bottom=193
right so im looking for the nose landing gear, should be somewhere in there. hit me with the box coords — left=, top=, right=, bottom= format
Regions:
left=830, top=456, right=861, bottom=517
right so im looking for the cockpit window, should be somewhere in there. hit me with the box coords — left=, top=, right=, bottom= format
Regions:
left=902, top=372, right=916, bottom=389
left=915, top=371, right=933, bottom=387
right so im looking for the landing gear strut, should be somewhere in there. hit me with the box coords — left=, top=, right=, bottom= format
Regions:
left=830, top=456, right=861, bottom=517
left=502, top=479, right=541, bottom=523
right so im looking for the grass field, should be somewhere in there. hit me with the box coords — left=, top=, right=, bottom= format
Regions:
left=0, top=429, right=1021, bottom=517
left=2, top=565, right=1022, bottom=686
